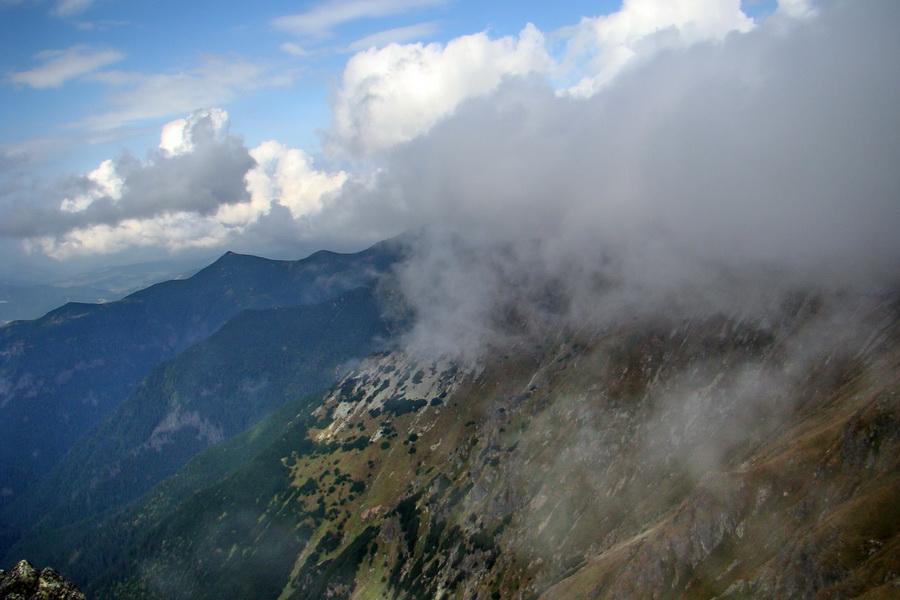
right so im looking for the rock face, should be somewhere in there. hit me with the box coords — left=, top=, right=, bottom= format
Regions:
left=0, top=560, right=85, bottom=600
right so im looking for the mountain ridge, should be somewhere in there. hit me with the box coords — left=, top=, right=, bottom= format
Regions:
left=2, top=283, right=400, bottom=547
left=0, top=238, right=405, bottom=532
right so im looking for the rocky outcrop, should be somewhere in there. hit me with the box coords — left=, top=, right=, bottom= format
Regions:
left=0, top=560, right=85, bottom=600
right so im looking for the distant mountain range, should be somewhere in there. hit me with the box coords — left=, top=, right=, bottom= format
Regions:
left=0, top=284, right=116, bottom=325
left=0, top=238, right=406, bottom=553
left=6, top=284, right=399, bottom=539
left=0, top=257, right=214, bottom=324
left=1, top=237, right=898, bottom=599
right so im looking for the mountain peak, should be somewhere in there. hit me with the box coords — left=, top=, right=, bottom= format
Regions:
left=213, top=250, right=255, bottom=262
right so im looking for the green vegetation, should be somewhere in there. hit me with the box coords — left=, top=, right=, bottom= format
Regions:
left=6, top=301, right=897, bottom=600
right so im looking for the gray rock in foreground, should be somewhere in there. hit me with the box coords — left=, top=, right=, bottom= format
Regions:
left=0, top=560, right=85, bottom=600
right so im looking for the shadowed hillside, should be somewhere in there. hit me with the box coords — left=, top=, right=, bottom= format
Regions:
left=9, top=289, right=895, bottom=599
left=0, top=238, right=404, bottom=550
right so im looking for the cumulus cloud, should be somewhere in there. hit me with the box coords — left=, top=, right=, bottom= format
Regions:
left=329, top=24, right=553, bottom=155
left=2, top=110, right=253, bottom=247
left=3, top=109, right=348, bottom=260
left=23, top=212, right=233, bottom=258
left=6, top=44, right=123, bottom=89
left=245, top=141, right=347, bottom=220
left=560, top=0, right=754, bottom=95
left=159, top=109, right=232, bottom=156
left=325, top=0, right=766, bottom=156
left=314, top=0, right=900, bottom=357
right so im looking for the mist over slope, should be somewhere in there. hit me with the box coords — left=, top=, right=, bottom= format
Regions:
left=28, top=285, right=894, bottom=600
left=309, top=0, right=900, bottom=359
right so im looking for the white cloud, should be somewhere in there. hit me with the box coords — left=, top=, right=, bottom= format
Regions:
left=60, top=158, right=122, bottom=212
left=561, top=0, right=754, bottom=95
left=5, top=110, right=255, bottom=245
left=328, top=0, right=772, bottom=155
left=159, top=108, right=231, bottom=156
left=279, top=42, right=309, bottom=57
left=8, top=109, right=349, bottom=259
left=6, top=45, right=123, bottom=89
left=348, top=21, right=439, bottom=51
left=330, top=23, right=553, bottom=155
left=25, top=212, right=232, bottom=259
left=76, top=56, right=288, bottom=132
left=777, top=0, right=815, bottom=18
left=245, top=141, right=347, bottom=220
left=273, top=0, right=448, bottom=39
left=53, top=0, right=95, bottom=17
left=309, top=0, right=900, bottom=357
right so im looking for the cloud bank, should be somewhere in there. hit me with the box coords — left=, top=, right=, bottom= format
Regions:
left=4, top=109, right=346, bottom=259
left=332, top=0, right=900, bottom=355
left=559, top=0, right=754, bottom=95
left=329, top=24, right=554, bottom=155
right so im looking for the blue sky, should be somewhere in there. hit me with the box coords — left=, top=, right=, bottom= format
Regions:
left=2, top=0, right=629, bottom=171
left=2, top=0, right=897, bottom=291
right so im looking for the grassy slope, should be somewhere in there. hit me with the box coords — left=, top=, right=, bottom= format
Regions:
left=76, top=302, right=900, bottom=600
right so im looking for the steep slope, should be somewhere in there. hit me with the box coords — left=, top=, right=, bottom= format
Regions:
left=3, top=284, right=398, bottom=554
left=0, top=238, right=403, bottom=517
left=6, top=388, right=327, bottom=593
left=33, top=291, right=897, bottom=599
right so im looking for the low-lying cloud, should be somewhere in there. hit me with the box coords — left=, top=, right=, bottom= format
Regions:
left=336, top=0, right=900, bottom=356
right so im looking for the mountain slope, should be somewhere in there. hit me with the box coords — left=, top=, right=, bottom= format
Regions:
left=3, top=284, right=398, bottom=552
left=22, top=292, right=896, bottom=599
left=0, top=238, right=403, bottom=515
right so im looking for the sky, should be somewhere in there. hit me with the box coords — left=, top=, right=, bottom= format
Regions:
left=1, top=0, right=897, bottom=299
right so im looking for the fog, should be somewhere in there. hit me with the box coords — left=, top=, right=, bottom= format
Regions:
left=321, top=0, right=900, bottom=357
